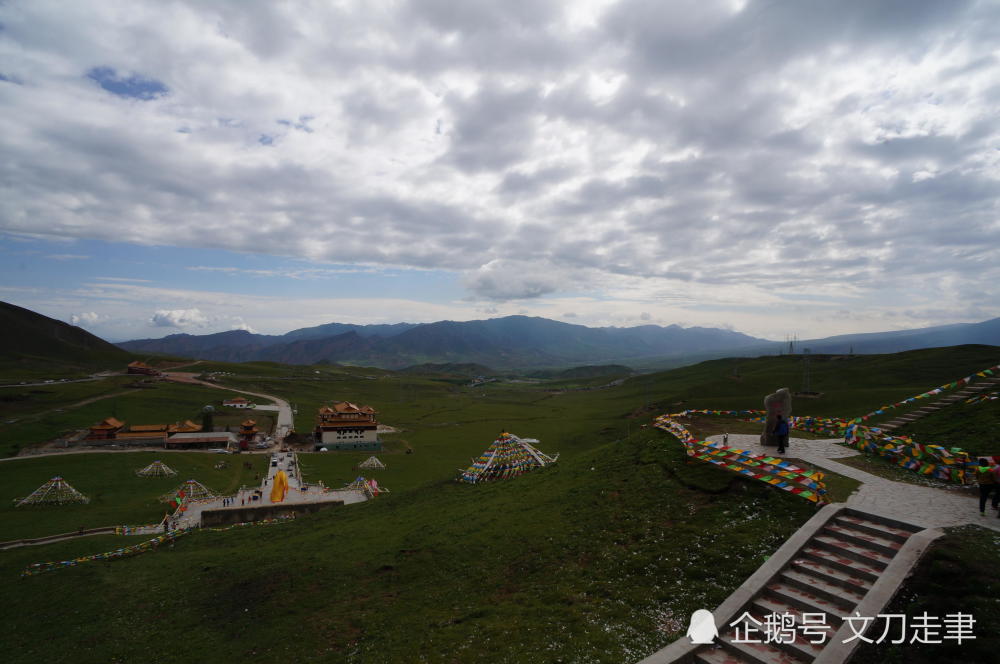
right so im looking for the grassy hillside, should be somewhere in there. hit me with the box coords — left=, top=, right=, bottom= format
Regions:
left=0, top=431, right=816, bottom=664
left=0, top=301, right=131, bottom=378
left=1, top=345, right=996, bottom=662
left=0, top=451, right=271, bottom=539
left=622, top=345, right=1000, bottom=419
left=894, top=398, right=1000, bottom=456
left=852, top=524, right=1000, bottom=664
left=0, top=380, right=255, bottom=457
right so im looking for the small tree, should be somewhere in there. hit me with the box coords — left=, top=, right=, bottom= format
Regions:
left=201, top=405, right=215, bottom=432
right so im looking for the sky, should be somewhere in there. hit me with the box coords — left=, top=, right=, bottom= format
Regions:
left=1, top=0, right=998, bottom=343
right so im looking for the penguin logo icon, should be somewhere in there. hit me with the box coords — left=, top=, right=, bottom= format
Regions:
left=686, top=609, right=718, bottom=644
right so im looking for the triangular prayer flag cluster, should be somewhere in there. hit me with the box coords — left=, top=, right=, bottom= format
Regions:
left=14, top=476, right=90, bottom=507
left=458, top=432, right=559, bottom=484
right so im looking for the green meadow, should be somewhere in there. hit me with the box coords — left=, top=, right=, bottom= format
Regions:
left=0, top=345, right=998, bottom=662
left=0, top=452, right=272, bottom=539
left=2, top=432, right=817, bottom=664
left=0, top=380, right=243, bottom=457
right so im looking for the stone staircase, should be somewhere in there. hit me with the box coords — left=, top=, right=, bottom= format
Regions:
left=638, top=505, right=940, bottom=664
left=879, top=374, right=1000, bottom=432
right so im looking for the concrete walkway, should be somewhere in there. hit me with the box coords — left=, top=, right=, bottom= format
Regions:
left=171, top=451, right=367, bottom=529
left=709, top=434, right=1000, bottom=532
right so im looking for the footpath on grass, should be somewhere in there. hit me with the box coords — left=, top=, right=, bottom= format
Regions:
left=709, top=433, right=1000, bottom=532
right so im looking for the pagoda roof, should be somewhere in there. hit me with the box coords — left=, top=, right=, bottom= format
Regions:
left=130, top=424, right=168, bottom=432
left=320, top=401, right=377, bottom=414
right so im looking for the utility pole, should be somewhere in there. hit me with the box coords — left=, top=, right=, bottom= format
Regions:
left=802, top=348, right=811, bottom=393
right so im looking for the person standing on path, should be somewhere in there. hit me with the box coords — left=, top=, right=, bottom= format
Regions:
left=976, top=458, right=998, bottom=516
left=774, top=415, right=789, bottom=455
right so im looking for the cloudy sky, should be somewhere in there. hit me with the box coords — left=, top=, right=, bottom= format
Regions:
left=1, top=0, right=998, bottom=343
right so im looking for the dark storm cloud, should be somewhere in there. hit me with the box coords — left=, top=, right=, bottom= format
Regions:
left=441, top=84, right=542, bottom=172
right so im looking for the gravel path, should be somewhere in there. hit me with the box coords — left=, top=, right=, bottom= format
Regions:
left=711, top=434, right=1000, bottom=532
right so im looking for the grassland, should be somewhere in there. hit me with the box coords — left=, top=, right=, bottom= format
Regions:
left=852, top=524, right=1000, bottom=663
left=1, top=431, right=818, bottom=664
left=0, top=345, right=997, bottom=663
left=0, top=451, right=272, bottom=539
left=0, top=379, right=278, bottom=457
left=893, top=398, right=1000, bottom=456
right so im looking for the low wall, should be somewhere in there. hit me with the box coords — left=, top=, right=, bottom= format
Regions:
left=200, top=499, right=344, bottom=527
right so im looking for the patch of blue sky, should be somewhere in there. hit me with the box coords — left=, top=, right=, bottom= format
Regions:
left=86, top=66, right=167, bottom=100
left=277, top=116, right=314, bottom=132
left=258, top=134, right=274, bottom=146
left=0, top=236, right=464, bottom=302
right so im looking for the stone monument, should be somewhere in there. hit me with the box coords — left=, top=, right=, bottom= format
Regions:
left=761, top=387, right=792, bottom=447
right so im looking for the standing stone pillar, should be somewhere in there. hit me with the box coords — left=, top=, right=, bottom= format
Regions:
left=761, top=387, right=792, bottom=447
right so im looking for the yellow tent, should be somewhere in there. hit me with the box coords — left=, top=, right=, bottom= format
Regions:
left=270, top=470, right=289, bottom=503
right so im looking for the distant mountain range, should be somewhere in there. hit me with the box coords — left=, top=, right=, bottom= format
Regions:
left=116, top=314, right=1000, bottom=370
left=117, top=315, right=765, bottom=369
left=2, top=300, right=996, bottom=373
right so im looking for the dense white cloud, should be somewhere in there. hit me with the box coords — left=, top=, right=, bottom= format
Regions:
left=230, top=317, right=256, bottom=333
left=70, top=311, right=102, bottom=327
left=150, top=308, right=208, bottom=328
left=0, top=0, right=998, bottom=337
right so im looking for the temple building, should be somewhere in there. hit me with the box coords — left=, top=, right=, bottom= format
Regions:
left=223, top=397, right=253, bottom=408
left=314, top=401, right=380, bottom=451
left=85, top=418, right=202, bottom=445
left=87, top=417, right=126, bottom=440
left=169, top=420, right=202, bottom=434
left=127, top=361, right=160, bottom=376
left=115, top=423, right=170, bottom=442
left=238, top=419, right=259, bottom=451
left=165, top=431, right=238, bottom=450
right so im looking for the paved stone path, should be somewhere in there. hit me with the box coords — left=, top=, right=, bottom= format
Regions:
left=710, top=434, right=1000, bottom=532
left=172, top=451, right=367, bottom=529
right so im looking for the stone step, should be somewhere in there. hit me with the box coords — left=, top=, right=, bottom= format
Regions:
left=842, top=508, right=924, bottom=536
left=763, top=580, right=846, bottom=618
left=694, top=645, right=755, bottom=664
left=801, top=546, right=882, bottom=582
left=811, top=535, right=893, bottom=570
left=834, top=514, right=915, bottom=543
left=822, top=523, right=904, bottom=557
left=779, top=568, right=864, bottom=611
left=716, top=637, right=808, bottom=664
left=788, top=558, right=872, bottom=596
left=748, top=596, right=828, bottom=662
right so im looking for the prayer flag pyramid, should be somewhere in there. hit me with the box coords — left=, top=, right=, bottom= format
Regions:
left=136, top=460, right=177, bottom=477
left=15, top=476, right=90, bottom=506
left=161, top=479, right=218, bottom=508
left=342, top=476, right=389, bottom=498
left=358, top=456, right=386, bottom=470
left=459, top=432, right=559, bottom=484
